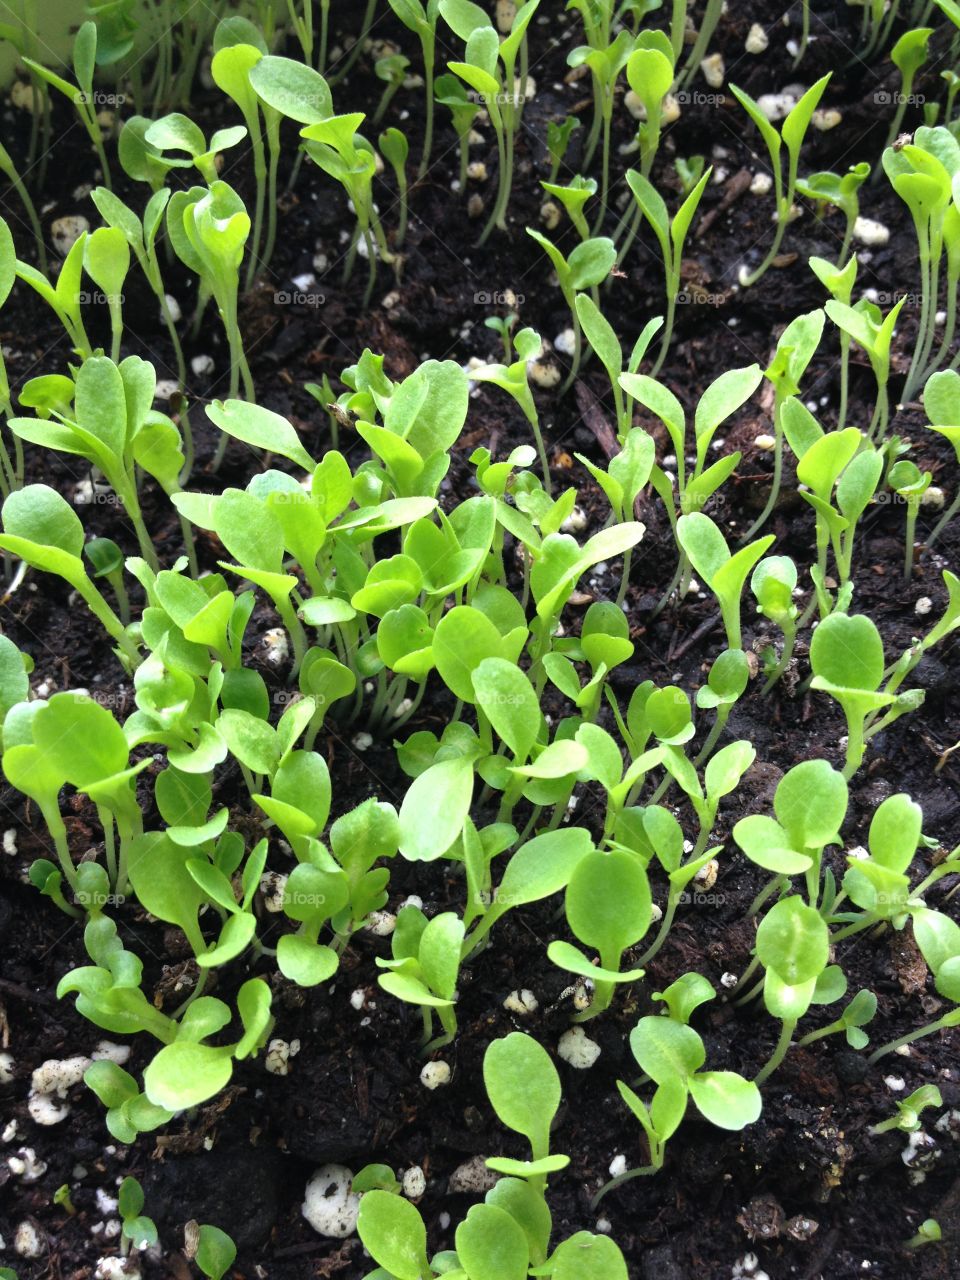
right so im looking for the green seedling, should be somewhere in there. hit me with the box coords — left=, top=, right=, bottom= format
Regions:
left=484, top=1032, right=569, bottom=1190
left=797, top=165, right=870, bottom=266
left=744, top=307, right=826, bottom=538
left=595, top=1015, right=760, bottom=1201
left=694, top=648, right=750, bottom=760
left=14, top=223, right=92, bottom=358
left=435, top=71, right=481, bottom=191
left=387, top=1, right=441, bottom=177
left=547, top=848, right=651, bottom=1018
left=0, top=138, right=47, bottom=272
left=441, top=0, right=542, bottom=243
left=526, top=231, right=616, bottom=387
left=906, top=1219, right=943, bottom=1250
left=750, top=557, right=799, bottom=692
left=118, top=1177, right=157, bottom=1254
left=7, top=355, right=185, bottom=569
left=85, top=537, right=131, bottom=625
left=871, top=1084, right=942, bottom=1133
left=677, top=514, right=775, bottom=650
left=868, top=904, right=960, bottom=1061
left=380, top=127, right=410, bottom=247
left=193, top=1225, right=238, bottom=1280
left=674, top=154, right=706, bottom=198
left=24, top=21, right=112, bottom=187
left=808, top=255, right=858, bottom=429
left=781, top=398, right=882, bottom=618
left=810, top=612, right=922, bottom=778
left=624, top=36, right=676, bottom=180
left=921, top=368, right=960, bottom=549
left=734, top=758, right=848, bottom=911
left=567, top=28, right=634, bottom=220
left=619, top=363, right=761, bottom=606
left=373, top=51, right=410, bottom=124
left=540, top=174, right=597, bottom=240
left=574, top=295, right=661, bottom=442
left=377, top=905, right=465, bottom=1051
left=84, top=1059, right=173, bottom=1144
left=729, top=75, right=831, bottom=285
left=0, top=217, right=20, bottom=493
left=89, top=186, right=194, bottom=477
left=886, top=28, right=933, bottom=150
left=143, top=112, right=248, bottom=184
left=652, top=972, right=717, bottom=1024
left=882, top=126, right=959, bottom=399
left=618, top=167, right=710, bottom=372
left=0, top=485, right=140, bottom=668
left=754, top=895, right=830, bottom=1081
left=888, top=458, right=932, bottom=579
left=470, top=327, right=553, bottom=492
left=546, top=114, right=580, bottom=181
left=825, top=294, right=905, bottom=440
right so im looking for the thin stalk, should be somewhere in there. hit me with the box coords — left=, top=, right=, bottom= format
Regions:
left=742, top=401, right=784, bottom=539
left=867, top=1012, right=957, bottom=1064
left=754, top=1018, right=796, bottom=1084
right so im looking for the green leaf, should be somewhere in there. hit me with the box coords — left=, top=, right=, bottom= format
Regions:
left=629, top=1016, right=705, bottom=1083
left=398, top=756, right=474, bottom=861
left=357, top=1191, right=430, bottom=1280
left=757, top=896, right=829, bottom=985
left=688, top=1072, right=762, bottom=1130
left=455, top=1204, right=530, bottom=1280
left=143, top=1042, right=232, bottom=1110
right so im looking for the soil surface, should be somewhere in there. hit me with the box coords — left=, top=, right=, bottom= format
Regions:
left=1, top=3, right=960, bottom=1279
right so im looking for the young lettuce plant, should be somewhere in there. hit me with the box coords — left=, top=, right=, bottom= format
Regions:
left=677, top=514, right=775, bottom=650
left=618, top=167, right=711, bottom=374
left=24, top=21, right=113, bottom=188
left=808, top=255, right=858, bottom=430
left=484, top=1032, right=569, bottom=1192
left=387, top=0, right=441, bottom=177
left=470, top=327, right=553, bottom=493
left=525, top=231, right=616, bottom=387
left=574, top=294, right=662, bottom=442
left=809, top=612, right=922, bottom=778
left=729, top=75, right=831, bottom=286
left=884, top=27, right=933, bottom=150
left=733, top=758, right=848, bottom=913
left=869, top=905, right=960, bottom=1062
left=693, top=648, right=750, bottom=761
left=797, top=166, right=870, bottom=267
left=750, top=557, right=799, bottom=692
left=888, top=458, right=932, bottom=580
left=824, top=293, right=906, bottom=440
left=595, top=1014, right=761, bottom=1201
left=754, top=895, right=830, bottom=1082
left=619, top=363, right=762, bottom=606
left=780, top=397, right=882, bottom=620
left=434, top=72, right=480, bottom=192
left=0, top=485, right=140, bottom=668
left=376, top=905, right=465, bottom=1052
left=624, top=35, right=676, bottom=180
left=547, top=848, right=652, bottom=1019
left=566, top=27, right=634, bottom=220
left=441, top=0, right=541, bottom=243
left=920, top=367, right=960, bottom=550
left=743, top=307, right=826, bottom=539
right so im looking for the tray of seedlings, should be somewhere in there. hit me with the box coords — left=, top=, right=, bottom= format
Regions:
left=0, top=1, right=959, bottom=1277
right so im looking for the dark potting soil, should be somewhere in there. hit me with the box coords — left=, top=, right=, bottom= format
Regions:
left=1, top=3, right=960, bottom=1278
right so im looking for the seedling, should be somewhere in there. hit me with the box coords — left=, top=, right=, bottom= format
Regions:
left=377, top=905, right=465, bottom=1051
left=441, top=0, right=542, bottom=242
left=694, top=648, right=750, bottom=760
left=906, top=1219, right=943, bottom=1250
left=871, top=1084, right=942, bottom=1134
left=546, top=114, right=580, bottom=181
left=754, top=895, right=830, bottom=1081
left=373, top=51, right=410, bottom=124
left=193, top=1224, right=237, bottom=1280
left=744, top=307, right=826, bottom=539
left=619, top=363, right=761, bottom=606
left=595, top=1015, right=760, bottom=1200
left=470, top=327, right=553, bottom=493
left=750, top=557, right=799, bottom=692
left=525, top=231, right=616, bottom=386
left=434, top=72, right=480, bottom=191
left=729, top=75, right=831, bottom=285
left=734, top=758, right=848, bottom=911
left=888, top=458, right=932, bottom=579
left=618, top=167, right=711, bottom=372
left=574, top=294, right=661, bottom=442
left=624, top=36, right=676, bottom=180
left=921, top=368, right=960, bottom=549
left=797, top=166, right=870, bottom=266
left=808, top=255, right=858, bottom=429
left=825, top=293, right=905, bottom=440
left=14, top=224, right=92, bottom=358
left=380, top=127, right=410, bottom=248
left=118, top=1177, right=157, bottom=1254
left=387, top=0, right=441, bottom=177
left=810, top=612, right=921, bottom=778
left=540, top=174, right=597, bottom=240
left=547, top=848, right=651, bottom=1018
left=484, top=1032, right=569, bottom=1189
left=885, top=28, right=932, bottom=150
left=566, top=28, right=634, bottom=219
left=0, top=485, right=140, bottom=668
left=677, top=514, right=774, bottom=650
left=24, top=22, right=113, bottom=188
left=869, top=904, right=960, bottom=1061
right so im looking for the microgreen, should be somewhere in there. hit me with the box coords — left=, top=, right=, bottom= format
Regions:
left=24, top=22, right=113, bottom=188
left=754, top=895, right=830, bottom=1081
left=484, top=1032, right=569, bottom=1188
left=377, top=905, right=465, bottom=1051
left=526, top=231, right=616, bottom=386
left=729, top=75, right=831, bottom=285
left=387, top=0, right=441, bottom=177
left=870, top=1084, right=943, bottom=1134
left=797, top=165, right=869, bottom=266
left=676, top=514, right=774, bottom=650
left=618, top=166, right=710, bottom=372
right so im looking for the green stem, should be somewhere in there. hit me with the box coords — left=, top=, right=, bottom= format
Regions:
left=754, top=1018, right=796, bottom=1084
